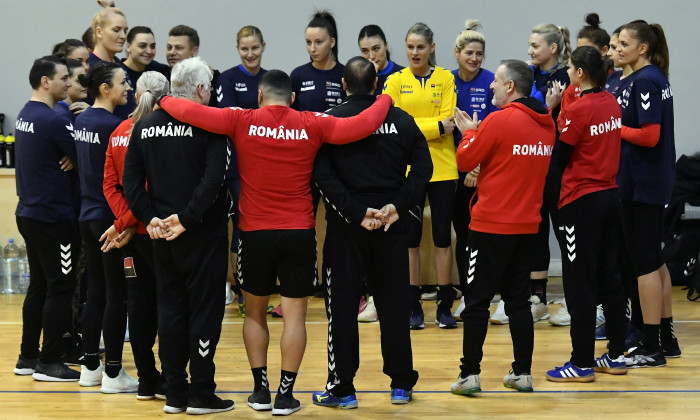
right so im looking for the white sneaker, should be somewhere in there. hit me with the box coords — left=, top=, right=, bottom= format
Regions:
left=596, top=304, right=606, bottom=327
left=503, top=371, right=533, bottom=392
left=453, top=286, right=463, bottom=300
left=530, top=295, right=550, bottom=322
left=489, top=300, right=509, bottom=325
left=357, top=296, right=378, bottom=322
left=549, top=299, right=571, bottom=326
left=79, top=362, right=104, bottom=387
left=450, top=373, right=481, bottom=395
left=225, top=283, right=235, bottom=305
left=453, top=296, right=465, bottom=320
left=101, top=368, right=139, bottom=393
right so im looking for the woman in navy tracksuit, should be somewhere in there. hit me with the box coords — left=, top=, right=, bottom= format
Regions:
left=74, top=61, right=136, bottom=392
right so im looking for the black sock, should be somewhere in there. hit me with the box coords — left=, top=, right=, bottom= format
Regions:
left=105, top=361, right=121, bottom=378
left=643, top=324, right=661, bottom=351
left=83, top=353, right=100, bottom=370
left=436, top=286, right=455, bottom=309
left=278, top=370, right=297, bottom=397
left=530, top=279, right=547, bottom=302
left=410, top=285, right=422, bottom=307
left=252, top=366, right=268, bottom=391
left=660, top=317, right=675, bottom=342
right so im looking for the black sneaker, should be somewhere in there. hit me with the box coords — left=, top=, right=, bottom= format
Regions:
left=155, top=377, right=167, bottom=400
left=14, top=354, right=37, bottom=375
left=186, top=394, right=235, bottom=415
left=137, top=381, right=157, bottom=401
left=248, top=388, right=272, bottom=411
left=662, top=337, right=682, bottom=358
left=31, top=361, right=80, bottom=381
left=61, top=334, right=84, bottom=366
left=139, top=376, right=167, bottom=400
left=163, top=395, right=187, bottom=414
left=272, top=393, right=301, bottom=416
left=625, top=346, right=667, bottom=368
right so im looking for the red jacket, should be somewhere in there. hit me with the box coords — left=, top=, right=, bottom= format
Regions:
left=457, top=98, right=555, bottom=234
left=160, top=95, right=391, bottom=231
left=103, top=118, right=147, bottom=234
left=558, top=90, right=621, bottom=208
left=557, top=84, right=581, bottom=131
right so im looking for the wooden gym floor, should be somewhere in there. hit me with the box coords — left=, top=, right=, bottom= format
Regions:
left=1, top=279, right=699, bottom=419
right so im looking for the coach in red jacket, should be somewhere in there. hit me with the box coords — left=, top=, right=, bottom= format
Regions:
left=450, top=59, right=555, bottom=395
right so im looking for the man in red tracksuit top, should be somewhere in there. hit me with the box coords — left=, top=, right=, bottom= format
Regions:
left=159, top=69, right=391, bottom=415
left=449, top=60, right=555, bottom=395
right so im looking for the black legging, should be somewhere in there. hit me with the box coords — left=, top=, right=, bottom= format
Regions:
left=80, top=220, right=127, bottom=365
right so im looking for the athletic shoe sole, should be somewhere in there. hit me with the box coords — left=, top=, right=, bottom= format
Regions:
left=14, top=368, right=34, bottom=375
left=593, top=366, right=628, bottom=375
left=186, top=405, right=235, bottom=415
left=136, top=394, right=155, bottom=401
left=391, top=398, right=411, bottom=404
left=79, top=380, right=101, bottom=386
left=435, top=321, right=458, bottom=329
left=409, top=324, right=425, bottom=330
left=489, top=319, right=509, bottom=325
left=101, top=386, right=138, bottom=394
left=451, top=387, right=481, bottom=395
left=31, top=373, right=79, bottom=382
left=272, top=406, right=301, bottom=415
left=163, top=405, right=186, bottom=414
left=504, top=383, right=533, bottom=392
left=248, top=402, right=273, bottom=411
left=545, top=374, right=594, bottom=383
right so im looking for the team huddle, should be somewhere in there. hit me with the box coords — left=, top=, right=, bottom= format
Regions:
left=11, top=2, right=679, bottom=417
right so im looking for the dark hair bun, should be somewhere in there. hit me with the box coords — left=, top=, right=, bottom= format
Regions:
left=77, top=72, right=90, bottom=88
left=585, top=13, right=601, bottom=28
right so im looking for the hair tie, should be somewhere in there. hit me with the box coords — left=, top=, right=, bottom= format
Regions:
left=145, top=89, right=152, bottom=94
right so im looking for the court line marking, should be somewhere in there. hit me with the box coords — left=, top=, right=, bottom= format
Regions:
left=1, top=389, right=700, bottom=394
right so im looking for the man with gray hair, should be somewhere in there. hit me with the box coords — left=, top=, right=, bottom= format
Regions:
left=449, top=59, right=555, bottom=394
left=123, top=56, right=233, bottom=414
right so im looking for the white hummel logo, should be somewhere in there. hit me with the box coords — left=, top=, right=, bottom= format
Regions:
left=60, top=243, right=72, bottom=275
left=467, top=247, right=478, bottom=284
left=641, top=92, right=650, bottom=110
left=216, top=86, right=222, bottom=94
left=198, top=339, right=210, bottom=357
left=565, top=225, right=576, bottom=262
left=65, top=123, right=73, bottom=131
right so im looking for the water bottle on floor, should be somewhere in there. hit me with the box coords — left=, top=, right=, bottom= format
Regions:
left=19, top=242, right=29, bottom=294
left=3, top=238, right=20, bottom=294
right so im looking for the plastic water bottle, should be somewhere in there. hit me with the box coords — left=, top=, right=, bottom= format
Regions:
left=3, top=238, right=20, bottom=294
left=18, top=242, right=29, bottom=294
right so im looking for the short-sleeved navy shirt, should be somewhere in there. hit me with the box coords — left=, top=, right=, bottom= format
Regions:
left=87, top=53, right=137, bottom=120
left=452, top=68, right=497, bottom=145
left=290, top=61, right=346, bottom=112
left=618, top=65, right=675, bottom=205
left=15, top=101, right=79, bottom=222
left=74, top=107, right=123, bottom=222
left=217, top=65, right=267, bottom=109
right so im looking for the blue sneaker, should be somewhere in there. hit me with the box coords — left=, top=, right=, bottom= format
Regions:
left=311, top=390, right=358, bottom=409
left=409, top=305, right=425, bottom=330
left=594, top=353, right=628, bottom=375
left=625, top=326, right=645, bottom=349
left=545, top=362, right=595, bottom=383
left=390, top=388, right=412, bottom=404
left=595, top=323, right=607, bottom=340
